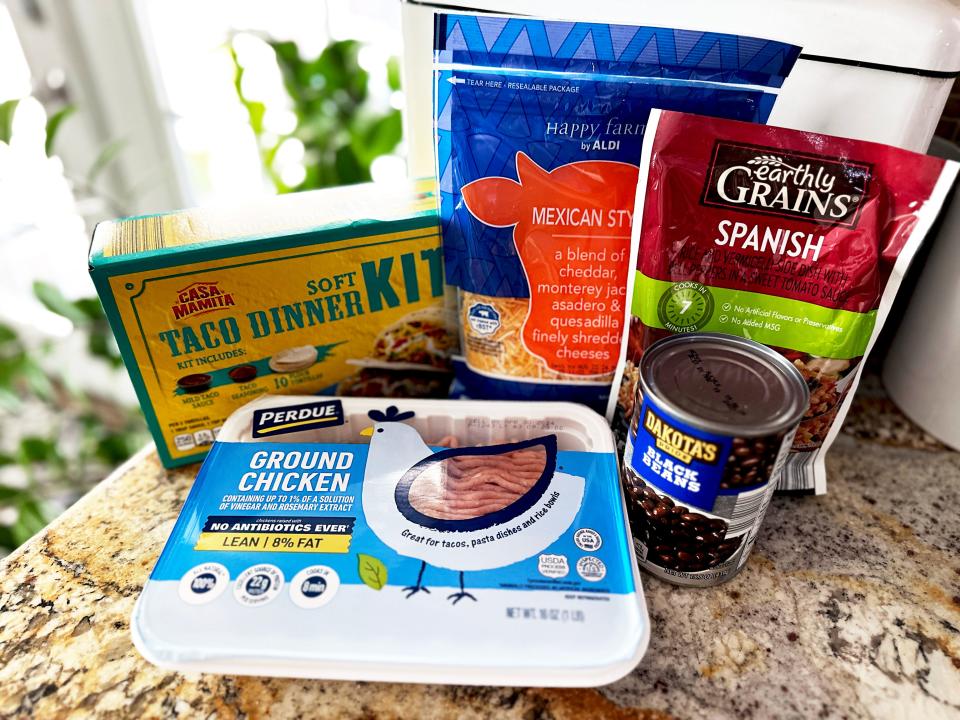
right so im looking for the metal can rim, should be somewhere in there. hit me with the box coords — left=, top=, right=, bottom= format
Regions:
left=636, top=332, right=810, bottom=438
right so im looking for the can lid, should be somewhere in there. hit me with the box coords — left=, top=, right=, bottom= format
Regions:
left=639, top=333, right=810, bottom=436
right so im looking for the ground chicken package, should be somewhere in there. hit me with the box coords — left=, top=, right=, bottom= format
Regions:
left=609, top=110, right=958, bottom=493
left=89, top=181, right=455, bottom=468
left=435, top=13, right=801, bottom=411
left=131, top=396, right=649, bottom=685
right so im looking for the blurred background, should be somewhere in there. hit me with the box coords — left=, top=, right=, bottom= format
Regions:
left=0, top=0, right=404, bottom=555
left=2, top=0, right=959, bottom=559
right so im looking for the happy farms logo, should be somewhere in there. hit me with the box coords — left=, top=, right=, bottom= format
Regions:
left=172, top=281, right=236, bottom=320
left=701, top=142, right=873, bottom=228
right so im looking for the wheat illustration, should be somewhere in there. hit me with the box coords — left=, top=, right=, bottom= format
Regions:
left=747, top=154, right=801, bottom=171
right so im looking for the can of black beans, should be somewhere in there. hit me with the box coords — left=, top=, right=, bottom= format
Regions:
left=622, top=333, right=809, bottom=587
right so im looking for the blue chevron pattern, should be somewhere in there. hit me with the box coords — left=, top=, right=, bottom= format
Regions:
left=433, top=14, right=801, bottom=403
left=436, top=14, right=800, bottom=88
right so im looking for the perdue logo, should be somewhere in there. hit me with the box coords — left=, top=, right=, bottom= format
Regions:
left=701, top=141, right=872, bottom=228
left=252, top=400, right=345, bottom=438
left=643, top=408, right=720, bottom=465
left=172, top=281, right=236, bottom=320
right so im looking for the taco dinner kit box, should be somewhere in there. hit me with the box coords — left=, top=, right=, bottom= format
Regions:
left=89, top=180, right=454, bottom=469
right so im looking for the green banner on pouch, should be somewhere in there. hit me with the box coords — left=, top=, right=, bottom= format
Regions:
left=632, top=272, right=877, bottom=360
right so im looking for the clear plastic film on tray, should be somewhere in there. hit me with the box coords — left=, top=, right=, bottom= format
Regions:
left=131, top=395, right=649, bottom=686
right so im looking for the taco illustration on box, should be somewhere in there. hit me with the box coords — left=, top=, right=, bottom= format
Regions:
left=337, top=307, right=456, bottom=398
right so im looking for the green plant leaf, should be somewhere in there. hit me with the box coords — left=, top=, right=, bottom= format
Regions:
left=44, top=104, right=76, bottom=156
left=387, top=56, right=401, bottom=92
left=352, top=109, right=402, bottom=166
left=18, top=436, right=57, bottom=464
left=72, top=297, right=106, bottom=322
left=334, top=144, right=366, bottom=185
left=229, top=43, right=269, bottom=137
left=87, top=330, right=123, bottom=368
left=86, top=139, right=126, bottom=187
left=0, top=524, right=17, bottom=553
left=0, top=387, right=21, bottom=413
left=0, top=345, right=29, bottom=379
left=0, top=99, right=19, bottom=144
left=95, top=433, right=135, bottom=464
left=33, top=281, right=86, bottom=325
left=12, top=498, right=48, bottom=546
left=21, top=362, right=53, bottom=402
left=357, top=553, right=387, bottom=590
left=269, top=40, right=307, bottom=104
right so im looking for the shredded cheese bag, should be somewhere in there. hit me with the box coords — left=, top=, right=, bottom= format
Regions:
left=434, top=13, right=801, bottom=410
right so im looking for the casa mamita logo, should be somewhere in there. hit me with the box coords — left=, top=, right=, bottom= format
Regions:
left=172, top=281, right=236, bottom=320
left=701, top=142, right=872, bottom=228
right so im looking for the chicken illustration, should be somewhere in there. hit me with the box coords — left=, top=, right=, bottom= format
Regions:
left=461, top=152, right=639, bottom=376
left=360, top=406, right=585, bottom=604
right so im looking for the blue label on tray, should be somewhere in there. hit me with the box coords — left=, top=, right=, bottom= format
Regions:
left=151, top=439, right=633, bottom=595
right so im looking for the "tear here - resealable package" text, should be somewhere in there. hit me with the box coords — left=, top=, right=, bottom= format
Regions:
left=435, top=13, right=801, bottom=411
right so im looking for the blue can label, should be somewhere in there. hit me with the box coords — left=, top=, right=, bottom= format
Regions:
left=623, top=393, right=793, bottom=586
left=630, top=399, right=729, bottom=511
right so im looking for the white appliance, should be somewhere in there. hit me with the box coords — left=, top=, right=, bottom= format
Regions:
left=400, top=0, right=960, bottom=177
left=883, top=138, right=960, bottom=449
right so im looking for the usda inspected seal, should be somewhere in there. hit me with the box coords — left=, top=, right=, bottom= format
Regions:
left=234, top=564, right=283, bottom=606
left=178, top=563, right=229, bottom=605
left=576, top=556, right=606, bottom=582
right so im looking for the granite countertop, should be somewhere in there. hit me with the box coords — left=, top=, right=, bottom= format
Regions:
left=1, top=376, right=959, bottom=719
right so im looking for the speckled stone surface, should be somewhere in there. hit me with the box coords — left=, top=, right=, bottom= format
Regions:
left=1, top=382, right=959, bottom=719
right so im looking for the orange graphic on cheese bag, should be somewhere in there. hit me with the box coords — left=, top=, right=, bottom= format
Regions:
left=461, top=153, right=638, bottom=377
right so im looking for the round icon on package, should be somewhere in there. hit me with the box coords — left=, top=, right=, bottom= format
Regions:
left=289, top=565, right=340, bottom=609
left=234, top=564, right=283, bottom=606
left=179, top=563, right=229, bottom=605
left=573, top=528, right=602, bottom=552
left=657, top=281, right=714, bottom=333
left=467, top=302, right=501, bottom=335
left=538, top=553, right=569, bottom=579
left=576, top=556, right=607, bottom=582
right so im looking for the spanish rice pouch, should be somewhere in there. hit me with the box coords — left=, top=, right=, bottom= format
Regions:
left=609, top=110, right=958, bottom=493
left=434, top=13, right=801, bottom=411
